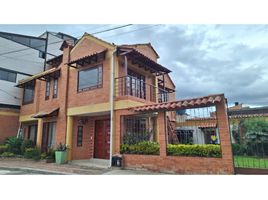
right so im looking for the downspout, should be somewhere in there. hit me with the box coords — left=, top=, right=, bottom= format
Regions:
left=109, top=47, right=117, bottom=167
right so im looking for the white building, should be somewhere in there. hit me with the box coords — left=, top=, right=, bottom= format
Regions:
left=0, top=31, right=76, bottom=142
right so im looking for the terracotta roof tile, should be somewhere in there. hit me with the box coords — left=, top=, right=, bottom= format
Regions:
left=133, top=94, right=224, bottom=112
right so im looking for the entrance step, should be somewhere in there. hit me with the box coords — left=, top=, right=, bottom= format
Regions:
left=70, top=159, right=110, bottom=169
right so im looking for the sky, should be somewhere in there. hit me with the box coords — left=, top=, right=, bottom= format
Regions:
left=0, top=24, right=267, bottom=107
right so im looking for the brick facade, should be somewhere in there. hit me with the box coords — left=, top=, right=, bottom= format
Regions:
left=121, top=99, right=235, bottom=174
left=17, top=33, right=234, bottom=174
left=0, top=109, right=20, bottom=143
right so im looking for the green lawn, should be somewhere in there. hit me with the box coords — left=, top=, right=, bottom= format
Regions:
left=234, top=156, right=268, bottom=169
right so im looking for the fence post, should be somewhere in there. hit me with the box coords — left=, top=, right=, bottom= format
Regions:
left=215, top=97, right=235, bottom=173
left=158, top=111, right=167, bottom=156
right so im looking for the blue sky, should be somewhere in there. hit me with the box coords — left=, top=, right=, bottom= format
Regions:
left=1, top=24, right=268, bottom=106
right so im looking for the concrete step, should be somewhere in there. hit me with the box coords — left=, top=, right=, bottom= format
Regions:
left=70, top=159, right=110, bottom=169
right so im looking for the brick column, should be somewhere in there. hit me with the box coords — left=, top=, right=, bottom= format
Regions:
left=158, top=111, right=167, bottom=156
left=36, top=118, right=43, bottom=149
left=215, top=98, right=235, bottom=174
left=66, top=116, right=74, bottom=161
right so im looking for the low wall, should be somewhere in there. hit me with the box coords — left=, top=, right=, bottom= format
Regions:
left=123, top=154, right=234, bottom=174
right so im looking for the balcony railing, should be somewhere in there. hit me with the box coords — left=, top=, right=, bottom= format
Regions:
left=115, top=76, right=173, bottom=103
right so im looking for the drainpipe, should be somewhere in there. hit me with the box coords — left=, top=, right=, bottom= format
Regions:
left=109, top=47, right=117, bottom=167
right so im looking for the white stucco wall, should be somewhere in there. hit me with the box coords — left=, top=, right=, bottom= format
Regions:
left=0, top=37, right=44, bottom=106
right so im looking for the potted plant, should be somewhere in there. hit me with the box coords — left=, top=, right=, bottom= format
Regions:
left=55, top=143, right=68, bottom=164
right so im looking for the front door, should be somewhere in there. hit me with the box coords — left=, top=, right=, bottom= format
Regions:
left=94, top=120, right=110, bottom=159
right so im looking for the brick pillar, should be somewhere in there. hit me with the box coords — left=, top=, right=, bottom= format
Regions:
left=36, top=118, right=43, bottom=149
left=158, top=111, right=167, bottom=156
left=66, top=116, right=74, bottom=161
left=215, top=98, right=235, bottom=174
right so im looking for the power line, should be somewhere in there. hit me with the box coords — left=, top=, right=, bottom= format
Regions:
left=91, top=24, right=133, bottom=34
left=102, top=24, right=162, bottom=39
left=0, top=24, right=134, bottom=57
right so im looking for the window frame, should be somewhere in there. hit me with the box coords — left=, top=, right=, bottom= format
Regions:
left=45, top=79, right=50, bottom=100
left=77, top=126, right=83, bottom=147
left=77, top=64, right=103, bottom=93
left=22, top=86, right=35, bottom=105
left=0, top=67, right=17, bottom=83
left=53, top=78, right=58, bottom=98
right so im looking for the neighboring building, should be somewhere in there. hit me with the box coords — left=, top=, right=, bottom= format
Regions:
left=228, top=102, right=268, bottom=143
left=175, top=108, right=220, bottom=145
left=0, top=31, right=76, bottom=143
left=16, top=33, right=233, bottom=174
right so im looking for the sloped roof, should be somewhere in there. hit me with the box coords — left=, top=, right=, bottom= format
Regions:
left=119, top=43, right=160, bottom=58
left=16, top=67, right=60, bottom=87
left=118, top=46, right=171, bottom=74
left=133, top=94, right=223, bottom=112
left=228, top=106, right=268, bottom=118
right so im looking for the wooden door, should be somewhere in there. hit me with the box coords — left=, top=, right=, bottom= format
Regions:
left=94, top=120, right=110, bottom=159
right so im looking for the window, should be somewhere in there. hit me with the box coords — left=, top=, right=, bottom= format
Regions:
left=78, top=65, right=102, bottom=92
left=0, top=68, right=17, bottom=83
left=39, top=51, right=46, bottom=59
left=42, top=122, right=56, bottom=150
left=53, top=78, right=58, bottom=98
left=77, top=126, right=83, bottom=147
left=176, top=130, right=194, bottom=144
left=28, top=125, right=37, bottom=145
left=127, top=69, right=146, bottom=99
left=45, top=80, right=50, bottom=100
left=23, top=87, right=34, bottom=104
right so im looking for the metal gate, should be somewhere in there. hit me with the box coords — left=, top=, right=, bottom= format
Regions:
left=228, top=106, right=268, bottom=174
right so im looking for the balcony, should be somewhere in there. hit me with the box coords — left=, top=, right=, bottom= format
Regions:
left=115, top=76, right=173, bottom=103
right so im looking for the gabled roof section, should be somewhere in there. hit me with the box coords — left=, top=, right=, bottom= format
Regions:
left=71, top=32, right=115, bottom=53
left=120, top=43, right=160, bottom=59
left=118, top=46, right=171, bottom=75
left=0, top=31, right=47, bottom=52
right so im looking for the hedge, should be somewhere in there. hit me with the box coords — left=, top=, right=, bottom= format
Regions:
left=24, top=148, right=41, bottom=161
left=120, top=141, right=160, bottom=155
left=0, top=145, right=8, bottom=155
left=120, top=142, right=222, bottom=157
left=167, top=144, right=222, bottom=158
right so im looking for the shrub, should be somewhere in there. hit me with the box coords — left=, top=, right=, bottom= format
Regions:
left=1, top=152, right=15, bottom=157
left=46, top=148, right=55, bottom=160
left=167, top=144, right=222, bottom=158
left=120, top=141, right=159, bottom=155
left=4, top=136, right=23, bottom=154
left=0, top=145, right=8, bottom=155
left=21, top=140, right=35, bottom=154
left=40, top=152, right=47, bottom=160
left=24, top=148, right=41, bottom=161
left=123, top=132, right=153, bottom=145
left=56, top=143, right=68, bottom=151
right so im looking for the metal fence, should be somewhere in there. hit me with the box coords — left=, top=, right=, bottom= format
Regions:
left=229, top=116, right=268, bottom=169
left=175, top=106, right=220, bottom=145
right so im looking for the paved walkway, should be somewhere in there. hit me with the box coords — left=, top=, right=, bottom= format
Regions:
left=0, top=158, right=161, bottom=175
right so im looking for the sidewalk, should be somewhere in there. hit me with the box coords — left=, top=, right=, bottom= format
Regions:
left=0, top=158, right=162, bottom=175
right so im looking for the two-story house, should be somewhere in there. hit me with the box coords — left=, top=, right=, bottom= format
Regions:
left=17, top=33, right=176, bottom=161
left=16, top=32, right=234, bottom=174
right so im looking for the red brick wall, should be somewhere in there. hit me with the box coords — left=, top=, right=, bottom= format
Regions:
left=122, top=154, right=234, bottom=174
left=71, top=115, right=110, bottom=160
left=120, top=98, right=235, bottom=174
left=0, top=112, right=19, bottom=144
